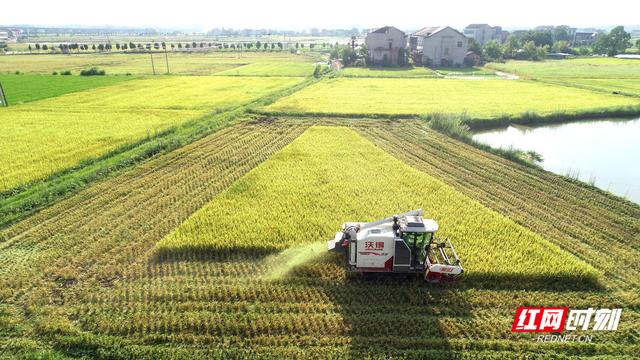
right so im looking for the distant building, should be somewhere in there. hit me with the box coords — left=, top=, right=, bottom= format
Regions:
left=0, top=28, right=21, bottom=42
left=534, top=25, right=555, bottom=32
left=574, top=31, right=599, bottom=46
left=463, top=24, right=497, bottom=45
left=365, top=26, right=407, bottom=66
left=465, top=51, right=482, bottom=66
left=411, top=26, right=468, bottom=67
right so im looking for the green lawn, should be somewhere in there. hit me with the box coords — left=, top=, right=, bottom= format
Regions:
left=264, top=77, right=638, bottom=118
left=486, top=58, right=640, bottom=79
left=0, top=76, right=303, bottom=191
left=0, top=74, right=133, bottom=104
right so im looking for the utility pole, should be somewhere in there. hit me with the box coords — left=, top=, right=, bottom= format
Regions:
left=164, top=46, right=170, bottom=74
left=0, top=81, right=8, bottom=107
left=150, top=50, right=156, bottom=75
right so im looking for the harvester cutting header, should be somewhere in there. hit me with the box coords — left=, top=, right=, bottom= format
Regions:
left=328, top=209, right=463, bottom=282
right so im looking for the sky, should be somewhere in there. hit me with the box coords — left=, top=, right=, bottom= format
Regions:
left=1, top=0, right=638, bottom=31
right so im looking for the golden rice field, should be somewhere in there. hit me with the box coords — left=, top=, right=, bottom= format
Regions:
left=0, top=119, right=637, bottom=358
left=215, top=61, right=316, bottom=76
left=0, top=52, right=319, bottom=75
left=0, top=76, right=303, bottom=191
left=158, top=126, right=597, bottom=282
left=1, top=53, right=640, bottom=359
left=264, top=77, right=639, bottom=118
left=486, top=58, right=640, bottom=79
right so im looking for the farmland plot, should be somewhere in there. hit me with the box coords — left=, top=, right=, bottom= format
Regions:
left=0, top=52, right=320, bottom=75
left=0, top=119, right=637, bottom=358
left=486, top=58, right=640, bottom=79
left=215, top=61, right=316, bottom=76
left=264, top=77, right=638, bottom=119
left=0, top=76, right=303, bottom=191
left=158, top=126, right=597, bottom=284
left=486, top=58, right=640, bottom=97
left=0, top=73, right=133, bottom=104
left=340, top=66, right=439, bottom=78
left=357, top=122, right=640, bottom=287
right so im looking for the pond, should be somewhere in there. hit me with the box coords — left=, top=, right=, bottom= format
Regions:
left=472, top=117, right=640, bottom=203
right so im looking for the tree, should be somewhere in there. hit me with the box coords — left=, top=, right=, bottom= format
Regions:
left=116, top=43, right=121, bottom=50
left=129, top=42, right=135, bottom=49
left=553, top=26, right=572, bottom=42
left=636, top=39, right=640, bottom=52
left=98, top=44, right=105, bottom=51
left=92, top=44, right=96, bottom=51
left=522, top=41, right=546, bottom=61
left=552, top=40, right=572, bottom=54
left=593, top=26, right=631, bottom=56
left=28, top=44, right=32, bottom=53
left=503, top=35, right=520, bottom=59
left=35, top=43, right=41, bottom=51
left=482, top=40, right=503, bottom=61
left=43, top=44, right=49, bottom=51
left=330, top=44, right=358, bottom=66
left=467, top=39, right=482, bottom=55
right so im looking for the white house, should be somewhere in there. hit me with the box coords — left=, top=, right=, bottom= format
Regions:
left=463, top=24, right=496, bottom=45
left=365, top=26, right=407, bottom=66
left=410, top=27, right=468, bottom=67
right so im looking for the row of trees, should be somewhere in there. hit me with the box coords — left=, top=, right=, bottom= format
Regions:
left=474, top=26, right=635, bottom=63
left=24, top=41, right=334, bottom=54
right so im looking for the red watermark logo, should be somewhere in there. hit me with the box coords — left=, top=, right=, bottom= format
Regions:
left=512, top=307, right=622, bottom=333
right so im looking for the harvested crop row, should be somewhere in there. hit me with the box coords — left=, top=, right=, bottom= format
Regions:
left=0, top=121, right=307, bottom=333
left=63, top=253, right=638, bottom=358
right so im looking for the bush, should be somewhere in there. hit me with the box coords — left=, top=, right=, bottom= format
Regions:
left=80, top=67, right=106, bottom=76
left=60, top=70, right=72, bottom=76
left=52, top=71, right=58, bottom=75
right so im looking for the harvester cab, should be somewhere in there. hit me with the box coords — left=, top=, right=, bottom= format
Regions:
left=328, top=209, right=463, bottom=283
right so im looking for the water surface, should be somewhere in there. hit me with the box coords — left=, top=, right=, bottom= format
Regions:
left=472, top=117, right=640, bottom=203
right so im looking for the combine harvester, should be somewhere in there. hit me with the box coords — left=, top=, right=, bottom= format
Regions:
left=328, top=209, right=463, bottom=282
